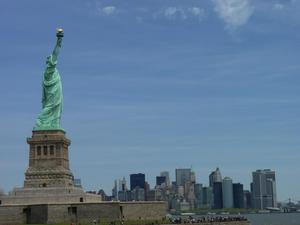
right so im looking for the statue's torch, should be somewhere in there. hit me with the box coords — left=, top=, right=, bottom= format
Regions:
left=56, top=28, right=64, bottom=38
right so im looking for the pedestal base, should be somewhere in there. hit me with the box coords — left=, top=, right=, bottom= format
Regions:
left=1, top=186, right=101, bottom=205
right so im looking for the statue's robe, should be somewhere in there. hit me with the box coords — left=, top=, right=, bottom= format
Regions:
left=34, top=54, right=63, bottom=130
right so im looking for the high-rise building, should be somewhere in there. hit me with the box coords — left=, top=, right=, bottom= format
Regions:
left=200, top=187, right=213, bottom=208
left=244, top=190, right=252, bottom=209
left=118, top=190, right=128, bottom=201
left=74, top=178, right=82, bottom=188
left=156, top=176, right=167, bottom=186
left=190, top=171, right=196, bottom=183
left=222, top=177, right=233, bottom=209
left=160, top=171, right=170, bottom=186
left=177, top=186, right=185, bottom=198
left=265, top=170, right=277, bottom=208
left=119, top=177, right=127, bottom=191
left=112, top=179, right=118, bottom=199
left=209, top=168, right=222, bottom=187
left=130, top=173, right=145, bottom=190
left=233, top=183, right=244, bottom=208
left=176, top=168, right=191, bottom=186
left=131, top=187, right=145, bottom=201
left=186, top=183, right=196, bottom=209
left=194, top=183, right=203, bottom=208
left=252, top=169, right=277, bottom=209
left=213, top=182, right=223, bottom=209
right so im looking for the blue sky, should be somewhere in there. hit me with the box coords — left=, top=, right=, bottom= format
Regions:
left=0, top=0, right=300, bottom=201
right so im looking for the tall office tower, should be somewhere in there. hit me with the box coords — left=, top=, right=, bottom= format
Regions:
left=265, top=170, right=277, bottom=208
left=222, top=177, right=234, bottom=209
left=160, top=171, right=170, bottom=186
left=131, top=187, right=145, bottom=201
left=209, top=168, right=222, bottom=187
left=177, top=186, right=185, bottom=198
left=175, top=168, right=191, bottom=186
left=119, top=177, right=127, bottom=191
left=156, top=176, right=167, bottom=186
left=194, top=183, right=203, bottom=208
left=198, top=185, right=213, bottom=208
left=112, top=179, right=118, bottom=199
left=130, top=173, right=145, bottom=190
left=233, top=183, right=244, bottom=208
left=213, top=182, right=223, bottom=209
left=252, top=169, right=277, bottom=209
left=190, top=171, right=196, bottom=183
left=244, top=190, right=252, bottom=209
left=186, top=183, right=196, bottom=209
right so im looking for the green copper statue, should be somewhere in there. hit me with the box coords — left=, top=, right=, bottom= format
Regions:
left=34, top=29, right=64, bottom=131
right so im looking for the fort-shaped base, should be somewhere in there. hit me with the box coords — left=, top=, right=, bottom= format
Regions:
left=1, top=186, right=101, bottom=205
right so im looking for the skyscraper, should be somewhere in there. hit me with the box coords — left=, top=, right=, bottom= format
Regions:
left=190, top=171, right=196, bottom=183
left=233, top=183, right=244, bottom=208
left=156, top=176, right=166, bottom=186
left=209, top=168, right=222, bottom=187
left=265, top=170, right=277, bottom=208
left=130, top=173, right=145, bottom=191
left=222, top=177, right=233, bottom=209
left=252, top=169, right=277, bottom=209
left=213, top=182, right=223, bottom=209
left=175, top=168, right=191, bottom=186
left=244, top=190, right=252, bottom=209
left=119, top=177, right=127, bottom=191
left=160, top=171, right=170, bottom=186
left=198, top=186, right=213, bottom=208
left=112, top=179, right=118, bottom=199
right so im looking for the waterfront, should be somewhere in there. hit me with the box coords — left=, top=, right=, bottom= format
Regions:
left=170, top=213, right=300, bottom=225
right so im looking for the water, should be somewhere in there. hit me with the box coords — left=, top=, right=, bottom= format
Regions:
left=246, top=213, right=300, bottom=225
left=170, top=213, right=300, bottom=225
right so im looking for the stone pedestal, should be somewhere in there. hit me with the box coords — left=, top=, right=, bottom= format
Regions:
left=1, top=130, right=101, bottom=205
left=24, top=130, right=74, bottom=188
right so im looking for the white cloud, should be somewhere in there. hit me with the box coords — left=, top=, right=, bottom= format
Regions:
left=212, top=0, right=254, bottom=29
left=158, top=6, right=205, bottom=21
left=102, top=6, right=117, bottom=16
left=164, top=7, right=187, bottom=20
left=188, top=7, right=205, bottom=20
left=273, top=3, right=284, bottom=10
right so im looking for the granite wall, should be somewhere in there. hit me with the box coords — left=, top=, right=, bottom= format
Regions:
left=121, top=201, right=167, bottom=220
left=0, top=201, right=167, bottom=224
left=0, top=205, right=27, bottom=225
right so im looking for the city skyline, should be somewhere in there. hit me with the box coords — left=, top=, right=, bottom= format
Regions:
left=107, top=167, right=279, bottom=210
left=108, top=167, right=281, bottom=201
left=1, top=0, right=300, bottom=202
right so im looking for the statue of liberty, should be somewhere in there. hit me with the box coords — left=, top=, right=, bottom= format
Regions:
left=34, top=29, right=64, bottom=131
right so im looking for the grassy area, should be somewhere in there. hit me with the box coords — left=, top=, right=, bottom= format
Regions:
left=25, top=218, right=169, bottom=225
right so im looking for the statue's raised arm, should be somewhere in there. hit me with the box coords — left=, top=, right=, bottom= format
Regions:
left=34, top=29, right=64, bottom=131
left=52, top=29, right=63, bottom=62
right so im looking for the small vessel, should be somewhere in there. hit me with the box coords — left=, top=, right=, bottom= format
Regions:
left=258, top=210, right=271, bottom=214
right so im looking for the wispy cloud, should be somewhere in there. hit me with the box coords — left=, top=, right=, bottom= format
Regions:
left=212, top=0, right=254, bottom=30
left=164, top=7, right=187, bottom=20
left=273, top=3, right=284, bottom=10
left=154, top=6, right=205, bottom=21
left=189, top=7, right=205, bottom=17
left=97, top=5, right=118, bottom=16
left=188, top=7, right=206, bottom=21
